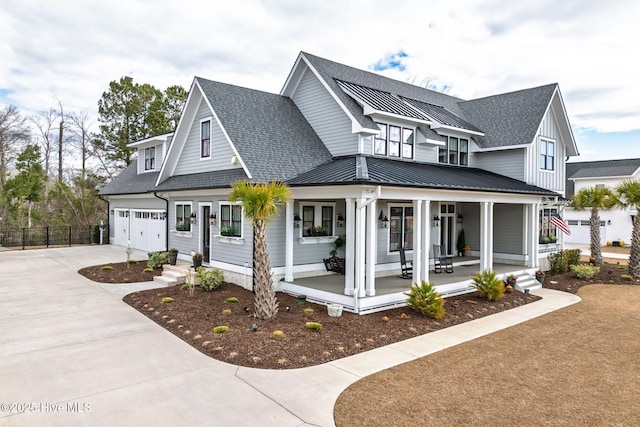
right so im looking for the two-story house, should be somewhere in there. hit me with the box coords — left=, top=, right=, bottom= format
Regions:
left=100, top=51, right=579, bottom=313
left=564, top=158, right=640, bottom=246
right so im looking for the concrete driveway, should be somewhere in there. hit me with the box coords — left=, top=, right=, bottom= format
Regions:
left=0, top=246, right=580, bottom=426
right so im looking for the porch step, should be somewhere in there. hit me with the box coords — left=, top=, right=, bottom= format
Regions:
left=153, top=269, right=187, bottom=287
left=514, top=274, right=542, bottom=293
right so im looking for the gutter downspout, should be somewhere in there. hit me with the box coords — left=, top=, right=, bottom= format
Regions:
left=154, top=192, right=169, bottom=251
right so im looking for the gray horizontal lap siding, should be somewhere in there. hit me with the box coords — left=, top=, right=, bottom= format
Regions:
left=471, top=149, right=526, bottom=181
left=493, top=204, right=524, bottom=254
left=292, top=68, right=357, bottom=157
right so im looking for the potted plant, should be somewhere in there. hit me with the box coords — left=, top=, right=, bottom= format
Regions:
left=312, top=226, right=328, bottom=236
left=220, top=226, right=234, bottom=236
left=330, top=235, right=346, bottom=257
left=168, top=248, right=179, bottom=265
left=192, top=252, right=203, bottom=269
left=176, top=222, right=190, bottom=232
left=535, top=270, right=545, bottom=283
left=539, top=235, right=550, bottom=244
left=505, top=274, right=517, bottom=286
left=463, top=245, right=471, bottom=257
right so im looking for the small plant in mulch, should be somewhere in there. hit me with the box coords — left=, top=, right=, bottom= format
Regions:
left=225, top=297, right=239, bottom=303
left=570, top=264, right=600, bottom=279
left=161, top=297, right=174, bottom=303
left=195, top=267, right=224, bottom=291
left=143, top=267, right=154, bottom=273
left=303, top=308, right=314, bottom=316
left=272, top=330, right=285, bottom=340
left=621, top=274, right=633, bottom=281
left=471, top=270, right=505, bottom=301
left=213, top=326, right=230, bottom=334
left=101, top=265, right=113, bottom=271
left=404, top=280, right=446, bottom=319
left=222, top=309, right=232, bottom=316
left=305, top=322, right=322, bottom=332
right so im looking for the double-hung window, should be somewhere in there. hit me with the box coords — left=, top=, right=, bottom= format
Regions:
left=201, top=120, right=211, bottom=158
left=540, top=138, right=555, bottom=171
left=301, top=203, right=334, bottom=237
left=175, top=203, right=192, bottom=231
left=388, top=205, right=413, bottom=252
left=374, top=123, right=414, bottom=159
left=144, top=147, right=155, bottom=171
left=438, top=136, right=469, bottom=165
left=220, top=203, right=243, bottom=237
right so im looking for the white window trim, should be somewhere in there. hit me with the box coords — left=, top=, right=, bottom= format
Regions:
left=297, top=202, right=337, bottom=244
left=174, top=201, right=193, bottom=234
left=200, top=117, right=212, bottom=160
left=215, top=201, right=244, bottom=244
left=386, top=203, right=414, bottom=255
left=142, top=146, right=156, bottom=172
left=373, top=122, right=416, bottom=160
left=539, top=137, right=556, bottom=172
left=438, top=135, right=469, bottom=166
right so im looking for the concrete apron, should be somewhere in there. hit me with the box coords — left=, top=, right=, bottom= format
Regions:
left=0, top=245, right=581, bottom=427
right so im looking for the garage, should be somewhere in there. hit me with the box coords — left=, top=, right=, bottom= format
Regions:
left=113, top=209, right=166, bottom=252
left=565, top=219, right=606, bottom=246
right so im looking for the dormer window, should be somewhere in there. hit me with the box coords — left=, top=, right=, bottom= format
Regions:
left=201, top=119, right=211, bottom=158
left=438, top=136, right=468, bottom=166
left=144, top=147, right=155, bottom=171
left=374, top=123, right=414, bottom=159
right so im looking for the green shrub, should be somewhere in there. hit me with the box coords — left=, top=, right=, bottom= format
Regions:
left=222, top=309, right=232, bottom=316
left=548, top=251, right=569, bottom=274
left=471, top=270, right=505, bottom=301
left=272, top=330, right=285, bottom=340
left=570, top=264, right=600, bottom=279
left=127, top=259, right=138, bottom=265
left=161, top=297, right=174, bottom=303
left=404, top=280, right=446, bottom=319
left=213, top=326, right=229, bottom=334
left=147, top=251, right=169, bottom=269
left=195, top=267, right=223, bottom=291
left=303, top=308, right=314, bottom=315
left=225, top=297, right=239, bottom=303
left=143, top=267, right=154, bottom=273
left=621, top=274, right=633, bottom=281
left=305, top=322, right=323, bottom=332
left=566, top=249, right=582, bottom=267
left=101, top=265, right=113, bottom=271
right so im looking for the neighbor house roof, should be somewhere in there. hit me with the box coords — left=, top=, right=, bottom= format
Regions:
left=565, top=158, right=640, bottom=198
left=195, top=77, right=332, bottom=182
left=99, top=164, right=159, bottom=196
left=288, top=155, right=559, bottom=196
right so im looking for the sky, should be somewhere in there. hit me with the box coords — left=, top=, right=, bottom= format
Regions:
left=1, top=0, right=639, bottom=163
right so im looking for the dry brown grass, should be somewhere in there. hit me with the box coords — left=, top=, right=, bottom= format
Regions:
left=334, top=284, right=640, bottom=427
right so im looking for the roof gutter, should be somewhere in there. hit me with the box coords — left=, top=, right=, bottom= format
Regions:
left=154, top=192, right=169, bottom=251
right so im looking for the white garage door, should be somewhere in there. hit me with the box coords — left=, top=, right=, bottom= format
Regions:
left=113, top=209, right=129, bottom=247
left=130, top=210, right=166, bottom=252
left=565, top=220, right=606, bottom=246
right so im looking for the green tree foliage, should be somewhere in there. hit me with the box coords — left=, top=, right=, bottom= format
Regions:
left=229, top=180, right=292, bottom=320
left=46, top=174, right=107, bottom=227
left=2, top=144, right=47, bottom=227
left=615, top=180, right=640, bottom=278
left=570, top=186, right=617, bottom=265
left=97, top=76, right=186, bottom=168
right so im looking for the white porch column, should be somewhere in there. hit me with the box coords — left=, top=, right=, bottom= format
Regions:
left=423, top=200, right=431, bottom=283
left=355, top=199, right=366, bottom=298
left=344, top=198, right=355, bottom=295
left=479, top=201, right=494, bottom=271
left=365, top=200, right=377, bottom=296
left=527, top=203, right=540, bottom=268
left=285, top=201, right=294, bottom=282
left=412, top=199, right=422, bottom=284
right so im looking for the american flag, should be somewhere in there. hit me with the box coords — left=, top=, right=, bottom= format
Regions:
left=550, top=213, right=571, bottom=235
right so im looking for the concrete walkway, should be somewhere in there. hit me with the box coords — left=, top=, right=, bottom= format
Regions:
left=0, top=246, right=581, bottom=427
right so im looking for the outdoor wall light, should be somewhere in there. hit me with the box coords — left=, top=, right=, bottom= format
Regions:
left=607, top=219, right=611, bottom=225
left=433, top=215, right=441, bottom=227
left=378, top=210, right=389, bottom=228
left=189, top=212, right=197, bottom=223
left=294, top=214, right=301, bottom=228
left=336, top=213, right=345, bottom=227
left=457, top=213, right=464, bottom=224
left=209, top=212, right=217, bottom=225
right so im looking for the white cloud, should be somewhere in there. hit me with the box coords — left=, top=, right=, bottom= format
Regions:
left=1, top=0, right=639, bottom=155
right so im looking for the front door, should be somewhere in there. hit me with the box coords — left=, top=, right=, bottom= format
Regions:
left=202, top=205, right=211, bottom=263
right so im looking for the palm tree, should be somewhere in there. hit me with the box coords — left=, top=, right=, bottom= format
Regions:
left=615, top=180, right=640, bottom=278
left=229, top=180, right=292, bottom=320
left=570, top=186, right=616, bottom=265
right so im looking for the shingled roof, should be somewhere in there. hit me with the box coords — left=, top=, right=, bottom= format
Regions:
left=288, top=155, right=558, bottom=196
left=565, top=158, right=640, bottom=198
left=99, top=164, right=159, bottom=195
left=196, top=77, right=332, bottom=182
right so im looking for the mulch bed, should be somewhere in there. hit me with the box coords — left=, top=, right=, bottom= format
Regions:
left=78, top=256, right=638, bottom=370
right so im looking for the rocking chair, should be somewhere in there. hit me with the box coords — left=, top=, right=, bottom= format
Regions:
left=398, top=246, right=413, bottom=279
left=433, top=244, right=454, bottom=274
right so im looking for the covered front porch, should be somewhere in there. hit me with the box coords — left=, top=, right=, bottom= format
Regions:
left=282, top=258, right=539, bottom=314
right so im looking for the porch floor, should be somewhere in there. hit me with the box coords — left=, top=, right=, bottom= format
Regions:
left=288, top=259, right=525, bottom=297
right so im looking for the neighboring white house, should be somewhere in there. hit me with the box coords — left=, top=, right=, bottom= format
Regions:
left=100, top=51, right=579, bottom=313
left=564, top=158, right=640, bottom=246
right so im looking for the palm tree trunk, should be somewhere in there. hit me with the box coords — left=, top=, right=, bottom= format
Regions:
left=590, top=208, right=602, bottom=265
left=630, top=214, right=640, bottom=278
left=252, top=219, right=279, bottom=320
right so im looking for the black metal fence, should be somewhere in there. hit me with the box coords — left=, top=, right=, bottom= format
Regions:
left=0, top=225, right=109, bottom=249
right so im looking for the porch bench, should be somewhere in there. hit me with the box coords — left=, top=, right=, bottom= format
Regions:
left=323, top=257, right=345, bottom=275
